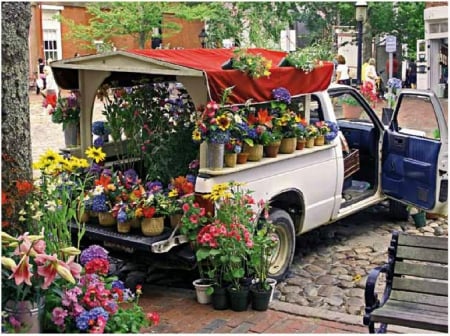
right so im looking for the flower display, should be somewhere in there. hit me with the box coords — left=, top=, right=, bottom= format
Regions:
left=283, top=44, right=330, bottom=73
left=1, top=232, right=82, bottom=332
left=270, top=87, right=305, bottom=138
left=245, top=108, right=273, bottom=145
left=50, top=91, right=80, bottom=130
left=360, top=81, right=379, bottom=107
left=231, top=48, right=272, bottom=79
left=46, top=245, right=160, bottom=333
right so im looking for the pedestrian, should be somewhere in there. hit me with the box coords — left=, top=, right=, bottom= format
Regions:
left=361, top=58, right=369, bottom=83
left=334, top=54, right=350, bottom=85
left=364, top=58, right=379, bottom=93
left=38, top=65, right=58, bottom=114
left=407, top=58, right=417, bottom=89
left=36, top=58, right=45, bottom=95
left=385, top=52, right=399, bottom=78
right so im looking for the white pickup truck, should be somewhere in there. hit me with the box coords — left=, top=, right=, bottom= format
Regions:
left=51, top=48, right=448, bottom=280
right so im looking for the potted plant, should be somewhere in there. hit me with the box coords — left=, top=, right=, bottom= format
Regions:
left=408, top=206, right=427, bottom=228
left=261, top=130, right=282, bottom=157
left=224, top=137, right=242, bottom=167
left=304, top=124, right=319, bottom=148
left=138, top=187, right=171, bottom=237
left=245, top=108, right=273, bottom=161
left=92, top=120, right=111, bottom=146
left=249, top=219, right=278, bottom=311
left=50, top=91, right=81, bottom=147
left=294, top=123, right=307, bottom=150
left=167, top=175, right=194, bottom=228
left=314, top=121, right=331, bottom=146
left=339, top=94, right=362, bottom=119
left=282, top=44, right=331, bottom=73
left=227, top=48, right=272, bottom=79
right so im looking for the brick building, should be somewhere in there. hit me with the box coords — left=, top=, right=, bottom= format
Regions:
left=28, top=2, right=203, bottom=82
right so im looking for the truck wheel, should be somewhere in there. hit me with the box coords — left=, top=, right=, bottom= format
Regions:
left=389, top=200, right=409, bottom=221
left=267, top=208, right=296, bottom=281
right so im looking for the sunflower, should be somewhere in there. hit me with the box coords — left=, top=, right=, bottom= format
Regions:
left=216, top=115, right=231, bottom=131
left=85, top=146, right=106, bottom=163
left=192, top=128, right=202, bottom=142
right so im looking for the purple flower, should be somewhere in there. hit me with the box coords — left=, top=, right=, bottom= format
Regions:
left=93, top=137, right=104, bottom=148
left=145, top=181, right=163, bottom=194
left=112, top=280, right=125, bottom=289
left=51, top=307, right=68, bottom=327
left=91, top=194, right=109, bottom=212
left=188, top=159, right=199, bottom=171
left=79, top=245, right=108, bottom=266
left=272, top=87, right=291, bottom=104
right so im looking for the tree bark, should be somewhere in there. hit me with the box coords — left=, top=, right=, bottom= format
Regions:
left=1, top=2, right=33, bottom=232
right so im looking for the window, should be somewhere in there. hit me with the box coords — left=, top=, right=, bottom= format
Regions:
left=43, top=29, right=58, bottom=62
left=396, top=95, right=440, bottom=140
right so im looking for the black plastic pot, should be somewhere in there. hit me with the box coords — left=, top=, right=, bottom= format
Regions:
left=249, top=284, right=271, bottom=311
left=211, top=285, right=229, bottom=310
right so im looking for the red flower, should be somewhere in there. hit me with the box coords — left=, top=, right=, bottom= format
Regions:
left=142, top=206, right=156, bottom=218
left=16, top=180, right=33, bottom=197
left=85, top=258, right=109, bottom=275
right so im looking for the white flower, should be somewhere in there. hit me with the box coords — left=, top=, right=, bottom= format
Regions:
left=46, top=200, right=57, bottom=212
left=93, top=185, right=105, bottom=195
left=32, top=210, right=44, bottom=220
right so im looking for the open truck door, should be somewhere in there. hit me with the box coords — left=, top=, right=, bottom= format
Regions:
left=381, top=89, right=448, bottom=215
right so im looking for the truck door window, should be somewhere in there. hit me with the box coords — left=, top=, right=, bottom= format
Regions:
left=396, top=95, right=440, bottom=139
left=333, top=92, right=373, bottom=124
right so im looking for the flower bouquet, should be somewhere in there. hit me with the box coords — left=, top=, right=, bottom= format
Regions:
left=385, top=77, right=403, bottom=109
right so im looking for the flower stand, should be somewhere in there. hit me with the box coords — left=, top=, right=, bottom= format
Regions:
left=207, top=143, right=224, bottom=170
left=279, top=137, right=296, bottom=154
left=141, top=217, right=165, bottom=236
left=224, top=152, right=237, bottom=167
left=4, top=299, right=45, bottom=333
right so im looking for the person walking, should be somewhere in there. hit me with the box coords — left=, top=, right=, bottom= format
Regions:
left=38, top=65, right=58, bottom=114
left=334, top=55, right=350, bottom=85
left=364, top=58, right=379, bottom=94
left=36, top=58, right=45, bottom=95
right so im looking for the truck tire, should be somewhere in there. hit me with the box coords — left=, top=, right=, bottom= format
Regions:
left=267, top=208, right=296, bottom=281
left=389, top=200, right=409, bottom=221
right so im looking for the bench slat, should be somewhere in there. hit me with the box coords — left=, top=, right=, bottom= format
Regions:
left=371, top=301, right=448, bottom=332
left=393, top=277, right=448, bottom=296
left=390, top=290, right=449, bottom=307
left=398, top=234, right=448, bottom=250
left=394, top=261, right=448, bottom=280
left=396, top=245, right=448, bottom=264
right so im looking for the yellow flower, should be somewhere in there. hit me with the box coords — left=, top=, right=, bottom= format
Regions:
left=56, top=263, right=76, bottom=284
left=59, top=247, right=81, bottom=256
left=192, top=128, right=202, bottom=142
left=168, top=189, right=178, bottom=198
left=216, top=115, right=231, bottom=131
left=1, top=257, right=16, bottom=270
left=85, top=146, right=106, bottom=163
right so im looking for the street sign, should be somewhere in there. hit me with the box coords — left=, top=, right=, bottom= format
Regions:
left=385, top=35, right=396, bottom=53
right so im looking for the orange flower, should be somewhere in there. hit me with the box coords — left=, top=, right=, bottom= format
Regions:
left=95, top=174, right=111, bottom=190
left=248, top=108, right=273, bottom=128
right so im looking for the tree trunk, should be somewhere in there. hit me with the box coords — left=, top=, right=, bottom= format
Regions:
left=1, top=2, right=33, bottom=233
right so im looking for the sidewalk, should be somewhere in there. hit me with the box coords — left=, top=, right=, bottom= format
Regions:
left=139, top=286, right=369, bottom=334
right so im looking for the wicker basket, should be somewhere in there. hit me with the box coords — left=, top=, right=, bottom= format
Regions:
left=98, top=212, right=116, bottom=227
left=117, top=221, right=131, bottom=233
left=141, top=217, right=165, bottom=236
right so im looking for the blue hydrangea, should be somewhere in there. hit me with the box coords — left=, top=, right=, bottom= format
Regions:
left=80, top=245, right=109, bottom=265
left=208, top=130, right=230, bottom=144
left=112, top=279, right=125, bottom=289
left=117, top=208, right=128, bottom=223
left=92, top=121, right=111, bottom=136
left=272, top=87, right=291, bottom=104
left=93, top=137, right=105, bottom=148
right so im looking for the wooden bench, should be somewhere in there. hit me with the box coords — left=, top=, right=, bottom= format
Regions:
left=363, top=230, right=448, bottom=333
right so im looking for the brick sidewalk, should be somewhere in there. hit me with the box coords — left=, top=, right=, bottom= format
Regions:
left=139, top=286, right=368, bottom=334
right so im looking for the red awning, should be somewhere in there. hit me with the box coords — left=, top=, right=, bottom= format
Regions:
left=129, top=48, right=333, bottom=104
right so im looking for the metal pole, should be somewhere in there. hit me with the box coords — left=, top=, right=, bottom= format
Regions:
left=356, top=20, right=363, bottom=85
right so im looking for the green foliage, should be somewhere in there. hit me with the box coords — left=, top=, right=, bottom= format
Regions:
left=98, top=81, right=199, bottom=185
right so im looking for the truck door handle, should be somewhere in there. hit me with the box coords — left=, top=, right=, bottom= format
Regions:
left=394, top=138, right=403, bottom=145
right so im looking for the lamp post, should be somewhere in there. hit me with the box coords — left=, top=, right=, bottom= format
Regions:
left=355, top=1, right=368, bottom=85
left=198, top=28, right=208, bottom=48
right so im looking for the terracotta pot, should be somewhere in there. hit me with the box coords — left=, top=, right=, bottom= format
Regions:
left=305, top=138, right=315, bottom=148
left=224, top=152, right=237, bottom=167
left=264, top=142, right=280, bottom=158
left=237, top=152, right=249, bottom=164
left=279, top=137, right=296, bottom=154
left=342, top=104, right=362, bottom=119
left=314, top=135, right=325, bottom=146
left=243, top=143, right=264, bottom=161
left=296, top=138, right=306, bottom=150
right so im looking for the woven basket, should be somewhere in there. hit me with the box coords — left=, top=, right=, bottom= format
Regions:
left=141, top=217, right=164, bottom=236
left=117, top=221, right=131, bottom=233
left=98, top=212, right=116, bottom=227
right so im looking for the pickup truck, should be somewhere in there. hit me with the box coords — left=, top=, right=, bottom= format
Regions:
left=51, top=48, right=448, bottom=281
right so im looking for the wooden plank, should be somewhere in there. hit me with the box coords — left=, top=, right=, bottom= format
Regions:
left=396, top=245, right=448, bottom=264
left=371, top=301, right=448, bottom=332
left=398, top=233, right=448, bottom=251
left=387, top=299, right=448, bottom=314
left=390, top=290, right=449, bottom=307
left=394, top=261, right=448, bottom=280
left=393, top=277, right=448, bottom=296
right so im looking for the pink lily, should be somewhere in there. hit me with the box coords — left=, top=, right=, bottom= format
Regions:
left=10, top=255, right=33, bottom=286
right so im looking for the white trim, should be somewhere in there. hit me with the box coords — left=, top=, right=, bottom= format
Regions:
left=41, top=5, right=64, bottom=11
